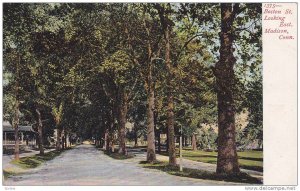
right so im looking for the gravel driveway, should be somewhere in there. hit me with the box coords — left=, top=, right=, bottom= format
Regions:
left=3, top=144, right=242, bottom=186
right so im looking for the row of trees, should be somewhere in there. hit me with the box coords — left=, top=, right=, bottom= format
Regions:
left=3, top=3, right=262, bottom=174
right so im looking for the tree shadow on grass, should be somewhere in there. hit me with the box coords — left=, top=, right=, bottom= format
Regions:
left=4, top=150, right=65, bottom=180
left=184, top=156, right=263, bottom=172
left=3, top=169, right=17, bottom=179
left=139, top=161, right=262, bottom=184
left=184, top=155, right=263, bottom=162
left=104, top=151, right=135, bottom=160
left=10, top=150, right=63, bottom=169
left=239, top=165, right=263, bottom=172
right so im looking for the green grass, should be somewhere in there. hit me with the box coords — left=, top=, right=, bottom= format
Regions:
left=140, top=161, right=262, bottom=184
left=161, top=148, right=263, bottom=172
left=104, top=151, right=135, bottom=160
left=3, top=169, right=17, bottom=179
left=3, top=149, right=69, bottom=180
left=10, top=150, right=64, bottom=169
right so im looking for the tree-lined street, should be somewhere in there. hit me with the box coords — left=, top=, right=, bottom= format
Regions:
left=4, top=144, right=243, bottom=186
left=3, top=3, right=263, bottom=185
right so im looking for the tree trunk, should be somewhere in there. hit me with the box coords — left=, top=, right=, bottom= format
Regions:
left=68, top=134, right=70, bottom=148
left=100, top=139, right=103, bottom=148
left=165, top=24, right=176, bottom=166
left=167, top=95, right=176, bottom=165
left=64, top=134, right=67, bottom=149
left=146, top=75, right=156, bottom=162
left=143, top=15, right=157, bottom=162
left=62, top=135, right=65, bottom=150
left=192, top=134, right=197, bottom=151
left=104, top=129, right=109, bottom=152
left=154, top=110, right=160, bottom=153
left=13, top=100, right=20, bottom=160
left=36, top=108, right=44, bottom=155
left=111, top=140, right=115, bottom=153
left=118, top=93, right=128, bottom=155
left=213, top=3, right=240, bottom=174
left=134, top=134, right=138, bottom=147
left=56, top=127, right=61, bottom=151
left=13, top=54, right=21, bottom=160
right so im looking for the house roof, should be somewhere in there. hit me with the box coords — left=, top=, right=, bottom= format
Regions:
left=3, top=121, right=36, bottom=133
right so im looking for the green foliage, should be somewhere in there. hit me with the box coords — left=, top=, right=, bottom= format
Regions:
left=127, top=96, right=147, bottom=142
left=197, top=126, right=218, bottom=150
left=3, top=3, right=262, bottom=152
left=100, top=50, right=134, bottom=86
left=52, top=103, right=63, bottom=125
left=242, top=77, right=263, bottom=148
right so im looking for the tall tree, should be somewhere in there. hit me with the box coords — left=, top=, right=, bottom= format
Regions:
left=3, top=3, right=36, bottom=160
left=211, top=3, right=262, bottom=174
left=212, top=3, right=241, bottom=174
left=123, top=4, right=163, bottom=162
left=154, top=3, right=177, bottom=166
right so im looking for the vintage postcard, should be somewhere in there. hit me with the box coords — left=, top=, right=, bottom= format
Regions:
left=1, top=1, right=298, bottom=190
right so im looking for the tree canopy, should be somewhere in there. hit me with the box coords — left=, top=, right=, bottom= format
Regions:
left=3, top=3, right=262, bottom=174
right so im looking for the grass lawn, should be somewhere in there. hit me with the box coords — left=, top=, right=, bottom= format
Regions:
left=181, top=148, right=263, bottom=172
left=160, top=148, right=263, bottom=172
left=10, top=150, right=63, bottom=169
left=140, top=161, right=262, bottom=184
left=104, top=151, right=135, bottom=160
left=3, top=148, right=71, bottom=180
left=3, top=169, right=17, bottom=180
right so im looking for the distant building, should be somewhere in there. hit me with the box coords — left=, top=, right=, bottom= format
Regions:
left=3, top=121, right=37, bottom=150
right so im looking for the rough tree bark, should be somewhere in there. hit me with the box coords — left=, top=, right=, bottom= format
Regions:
left=36, top=108, right=44, bottom=155
left=140, top=15, right=158, bottom=163
left=165, top=24, right=176, bottom=166
left=213, top=3, right=240, bottom=174
left=146, top=66, right=156, bottom=162
left=118, top=92, right=128, bottom=155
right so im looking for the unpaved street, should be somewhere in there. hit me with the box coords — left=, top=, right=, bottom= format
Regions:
left=4, top=144, right=240, bottom=186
